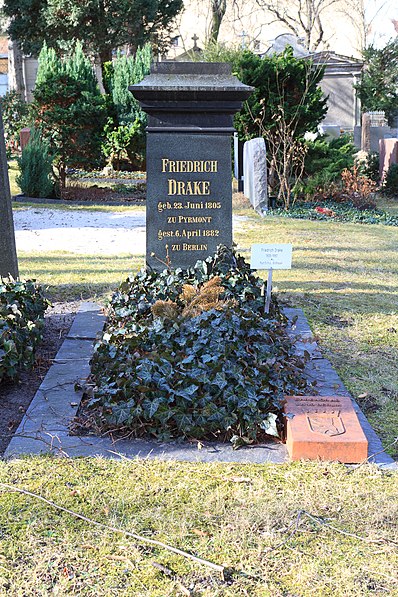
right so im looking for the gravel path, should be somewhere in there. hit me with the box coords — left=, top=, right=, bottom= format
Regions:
left=13, top=207, right=146, bottom=255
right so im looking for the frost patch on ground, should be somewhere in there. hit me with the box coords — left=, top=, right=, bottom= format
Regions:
left=13, top=208, right=146, bottom=255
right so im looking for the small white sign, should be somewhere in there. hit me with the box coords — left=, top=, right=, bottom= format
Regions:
left=250, top=243, right=292, bottom=270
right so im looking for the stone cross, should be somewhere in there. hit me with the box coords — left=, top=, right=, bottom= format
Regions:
left=0, top=106, right=19, bottom=279
left=192, top=34, right=199, bottom=49
left=240, top=30, right=247, bottom=49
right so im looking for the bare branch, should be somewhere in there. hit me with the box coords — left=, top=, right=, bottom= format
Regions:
left=255, top=0, right=356, bottom=51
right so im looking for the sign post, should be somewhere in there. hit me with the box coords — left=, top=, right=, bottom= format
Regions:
left=250, top=244, right=292, bottom=313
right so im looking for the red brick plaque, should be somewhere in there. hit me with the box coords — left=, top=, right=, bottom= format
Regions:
left=284, top=396, right=368, bottom=463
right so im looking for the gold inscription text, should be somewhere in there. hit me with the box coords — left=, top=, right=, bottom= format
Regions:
left=168, top=179, right=210, bottom=196
left=162, top=159, right=218, bottom=173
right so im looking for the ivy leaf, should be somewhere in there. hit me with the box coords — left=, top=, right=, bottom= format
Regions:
left=175, top=384, right=199, bottom=401
left=212, top=372, right=227, bottom=390
left=230, top=435, right=252, bottom=450
left=111, top=403, right=132, bottom=425
left=260, top=413, right=280, bottom=438
left=142, top=397, right=163, bottom=418
left=181, top=354, right=195, bottom=364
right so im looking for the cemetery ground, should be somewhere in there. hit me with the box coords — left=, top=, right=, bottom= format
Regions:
left=1, top=183, right=397, bottom=594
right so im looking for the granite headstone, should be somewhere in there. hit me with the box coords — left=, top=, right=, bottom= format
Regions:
left=130, top=62, right=253, bottom=270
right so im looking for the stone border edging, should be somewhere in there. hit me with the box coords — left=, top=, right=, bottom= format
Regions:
left=4, top=303, right=397, bottom=468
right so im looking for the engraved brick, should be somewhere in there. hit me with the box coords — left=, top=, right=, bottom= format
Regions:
left=284, top=395, right=368, bottom=463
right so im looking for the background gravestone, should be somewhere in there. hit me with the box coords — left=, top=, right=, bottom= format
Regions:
left=243, top=137, right=268, bottom=214
left=130, top=62, right=253, bottom=270
left=0, top=107, right=19, bottom=279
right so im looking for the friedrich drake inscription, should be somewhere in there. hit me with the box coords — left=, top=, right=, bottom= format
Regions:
left=130, top=62, right=253, bottom=270
left=151, top=143, right=226, bottom=258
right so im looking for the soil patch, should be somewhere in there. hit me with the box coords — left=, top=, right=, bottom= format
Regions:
left=0, top=302, right=79, bottom=456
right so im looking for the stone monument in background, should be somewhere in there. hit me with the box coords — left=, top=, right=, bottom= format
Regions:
left=243, top=138, right=268, bottom=214
left=130, top=62, right=253, bottom=270
left=0, top=107, right=19, bottom=279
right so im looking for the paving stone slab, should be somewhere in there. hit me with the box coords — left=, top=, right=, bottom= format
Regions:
left=53, top=339, right=98, bottom=362
left=4, top=303, right=396, bottom=468
left=67, top=301, right=106, bottom=340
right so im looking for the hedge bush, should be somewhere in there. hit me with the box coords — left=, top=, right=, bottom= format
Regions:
left=269, top=201, right=398, bottom=225
left=88, top=247, right=309, bottom=443
left=0, top=279, right=49, bottom=382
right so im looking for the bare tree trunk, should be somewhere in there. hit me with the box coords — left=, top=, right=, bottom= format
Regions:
left=94, top=56, right=106, bottom=94
left=209, top=0, right=227, bottom=45
left=7, top=40, right=25, bottom=97
left=0, top=108, right=19, bottom=279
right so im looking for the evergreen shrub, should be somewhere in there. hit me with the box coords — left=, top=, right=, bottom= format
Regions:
left=0, top=279, right=49, bottom=381
left=382, top=163, right=398, bottom=197
left=102, top=44, right=152, bottom=170
left=33, top=42, right=106, bottom=188
left=103, top=45, right=151, bottom=170
left=294, top=134, right=356, bottom=201
left=16, top=130, right=54, bottom=198
left=356, top=151, right=380, bottom=184
left=0, top=90, right=30, bottom=151
left=88, top=247, right=309, bottom=443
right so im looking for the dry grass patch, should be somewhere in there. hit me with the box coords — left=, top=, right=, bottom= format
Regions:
left=0, top=458, right=397, bottom=596
left=18, top=251, right=145, bottom=303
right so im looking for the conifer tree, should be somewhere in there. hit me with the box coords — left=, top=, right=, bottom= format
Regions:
left=111, top=44, right=152, bottom=124
left=33, top=42, right=106, bottom=189
left=35, top=42, right=62, bottom=86
left=102, top=44, right=151, bottom=169
left=65, top=41, right=98, bottom=95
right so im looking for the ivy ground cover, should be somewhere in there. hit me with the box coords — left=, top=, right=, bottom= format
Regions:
left=0, top=279, right=48, bottom=382
left=87, top=247, right=309, bottom=443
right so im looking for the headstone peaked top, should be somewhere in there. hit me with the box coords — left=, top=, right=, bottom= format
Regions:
left=130, top=62, right=253, bottom=270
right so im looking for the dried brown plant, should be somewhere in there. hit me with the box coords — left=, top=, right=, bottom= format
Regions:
left=151, top=277, right=235, bottom=320
left=151, top=299, right=178, bottom=320
left=339, top=166, right=377, bottom=209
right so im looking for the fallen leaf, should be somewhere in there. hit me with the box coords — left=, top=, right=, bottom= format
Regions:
left=191, top=528, right=209, bottom=537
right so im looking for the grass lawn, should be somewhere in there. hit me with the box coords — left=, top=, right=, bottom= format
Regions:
left=18, top=252, right=145, bottom=304
left=0, top=458, right=397, bottom=596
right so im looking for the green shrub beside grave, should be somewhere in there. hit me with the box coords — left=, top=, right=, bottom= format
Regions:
left=382, top=163, right=398, bottom=197
left=0, top=280, right=49, bottom=381
left=16, top=130, right=55, bottom=198
left=0, top=90, right=30, bottom=153
left=89, top=247, right=309, bottom=443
